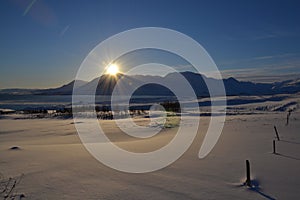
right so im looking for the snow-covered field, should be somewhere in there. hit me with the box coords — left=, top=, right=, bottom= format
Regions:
left=1, top=95, right=300, bottom=199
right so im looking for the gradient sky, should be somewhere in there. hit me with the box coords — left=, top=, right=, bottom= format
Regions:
left=1, top=0, right=300, bottom=88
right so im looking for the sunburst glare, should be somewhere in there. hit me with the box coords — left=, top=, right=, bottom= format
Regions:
left=106, top=64, right=119, bottom=76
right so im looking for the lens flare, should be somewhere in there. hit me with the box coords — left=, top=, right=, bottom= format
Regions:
left=106, top=64, right=119, bottom=75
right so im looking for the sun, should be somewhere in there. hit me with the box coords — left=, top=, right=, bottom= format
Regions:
left=106, top=64, right=119, bottom=76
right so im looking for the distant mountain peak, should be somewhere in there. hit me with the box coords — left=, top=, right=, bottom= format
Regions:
left=1, top=72, right=300, bottom=96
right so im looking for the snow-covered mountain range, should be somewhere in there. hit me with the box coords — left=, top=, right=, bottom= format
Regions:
left=1, top=72, right=300, bottom=96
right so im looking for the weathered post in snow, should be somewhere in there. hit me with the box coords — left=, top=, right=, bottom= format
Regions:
left=286, top=110, right=292, bottom=126
left=274, top=126, right=280, bottom=141
left=245, top=160, right=251, bottom=187
left=273, top=140, right=276, bottom=154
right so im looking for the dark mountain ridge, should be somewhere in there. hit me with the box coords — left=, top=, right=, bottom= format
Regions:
left=1, top=72, right=299, bottom=97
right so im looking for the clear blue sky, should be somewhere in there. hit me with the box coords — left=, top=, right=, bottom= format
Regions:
left=1, top=0, right=300, bottom=88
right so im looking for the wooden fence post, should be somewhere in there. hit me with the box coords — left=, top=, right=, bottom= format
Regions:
left=245, top=160, right=251, bottom=187
left=274, top=126, right=280, bottom=141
